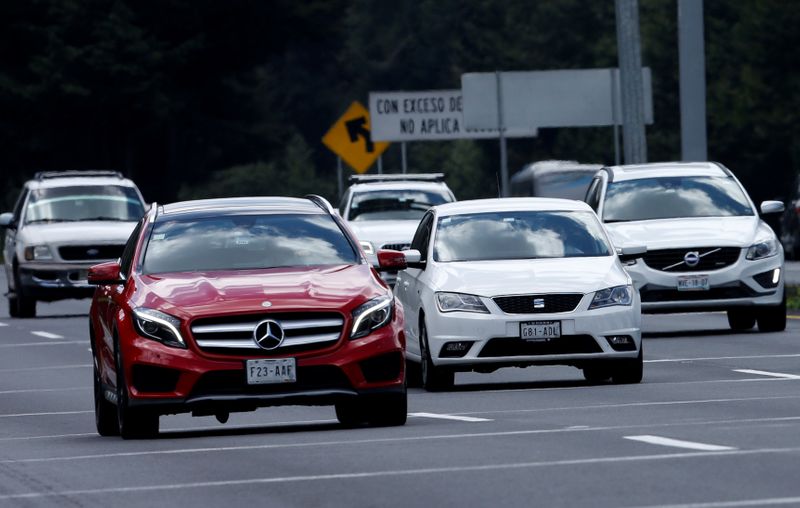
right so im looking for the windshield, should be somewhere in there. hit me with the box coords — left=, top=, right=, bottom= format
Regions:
left=349, top=189, right=452, bottom=221
left=25, top=185, right=144, bottom=223
left=433, top=210, right=612, bottom=262
left=603, top=176, right=753, bottom=222
left=142, top=213, right=359, bottom=274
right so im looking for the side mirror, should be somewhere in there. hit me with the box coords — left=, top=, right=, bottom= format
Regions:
left=376, top=249, right=407, bottom=271
left=760, top=200, right=785, bottom=215
left=88, top=261, right=124, bottom=285
left=617, top=244, right=647, bottom=256
left=402, top=249, right=426, bottom=269
left=0, top=212, right=16, bottom=229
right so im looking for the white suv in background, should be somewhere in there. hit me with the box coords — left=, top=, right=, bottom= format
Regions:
left=0, top=171, right=146, bottom=317
left=339, top=174, right=456, bottom=285
left=585, top=162, right=786, bottom=332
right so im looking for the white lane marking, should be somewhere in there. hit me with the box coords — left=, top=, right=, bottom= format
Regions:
left=30, top=331, right=64, bottom=339
left=0, top=387, right=88, bottom=395
left=0, top=322, right=7, bottom=327
left=733, top=369, right=800, bottom=380
left=0, top=340, right=85, bottom=348
left=633, top=496, right=800, bottom=508
left=6, top=414, right=800, bottom=465
left=0, top=433, right=96, bottom=442
left=646, top=353, right=800, bottom=363
left=6, top=447, right=800, bottom=501
left=623, top=435, right=735, bottom=451
left=0, top=364, right=91, bottom=373
left=0, top=410, right=92, bottom=419
left=409, top=412, right=492, bottom=422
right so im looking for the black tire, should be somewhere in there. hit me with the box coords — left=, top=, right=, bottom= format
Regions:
left=611, top=346, right=643, bottom=384
left=727, top=309, right=756, bottom=331
left=10, top=264, right=35, bottom=318
left=94, top=363, right=119, bottom=437
left=419, top=320, right=454, bottom=392
left=335, top=399, right=367, bottom=427
left=114, top=338, right=158, bottom=439
left=757, top=289, right=787, bottom=333
left=582, top=364, right=611, bottom=383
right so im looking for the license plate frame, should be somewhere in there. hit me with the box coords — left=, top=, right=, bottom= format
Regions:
left=677, top=274, right=710, bottom=291
left=520, top=320, right=561, bottom=341
left=245, top=358, right=297, bottom=385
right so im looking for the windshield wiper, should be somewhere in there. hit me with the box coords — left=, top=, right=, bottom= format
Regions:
left=26, top=218, right=77, bottom=224
left=604, top=219, right=632, bottom=223
left=82, top=216, right=128, bottom=221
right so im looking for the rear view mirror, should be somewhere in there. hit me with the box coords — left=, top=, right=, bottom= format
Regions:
left=402, top=249, right=425, bottom=269
left=759, top=201, right=785, bottom=215
left=88, top=261, right=124, bottom=285
left=0, top=212, right=16, bottom=229
left=376, top=249, right=407, bottom=271
left=618, top=245, right=647, bottom=256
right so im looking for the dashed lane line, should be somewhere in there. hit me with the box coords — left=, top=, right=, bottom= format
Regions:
left=645, top=353, right=800, bottom=363
left=0, top=410, right=92, bottom=419
left=0, top=387, right=88, bottom=395
left=3, top=447, right=800, bottom=501
left=733, top=369, right=800, bottom=380
left=0, top=340, right=85, bottom=348
left=632, top=496, right=800, bottom=507
left=30, top=331, right=64, bottom=339
left=409, top=412, right=492, bottom=422
left=0, top=322, right=7, bottom=327
left=0, top=364, right=91, bottom=373
left=623, top=435, right=735, bottom=451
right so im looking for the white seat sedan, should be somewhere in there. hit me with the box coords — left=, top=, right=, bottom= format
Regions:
left=394, top=198, right=642, bottom=391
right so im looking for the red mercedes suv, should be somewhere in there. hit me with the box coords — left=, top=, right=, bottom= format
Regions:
left=88, top=196, right=408, bottom=438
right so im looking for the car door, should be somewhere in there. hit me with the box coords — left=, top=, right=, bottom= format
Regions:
left=3, top=188, right=28, bottom=285
left=397, top=211, right=434, bottom=359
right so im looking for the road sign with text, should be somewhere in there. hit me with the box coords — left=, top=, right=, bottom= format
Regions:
left=322, top=101, right=390, bottom=174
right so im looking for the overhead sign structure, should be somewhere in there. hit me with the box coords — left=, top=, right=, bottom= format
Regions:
left=322, top=101, right=390, bottom=174
left=369, top=90, right=537, bottom=142
left=461, top=68, right=653, bottom=131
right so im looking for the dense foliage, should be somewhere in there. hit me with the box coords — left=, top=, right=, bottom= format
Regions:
left=1, top=0, right=797, bottom=208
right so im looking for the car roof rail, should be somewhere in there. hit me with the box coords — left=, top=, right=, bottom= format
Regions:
left=305, top=194, right=335, bottom=215
left=347, top=173, right=445, bottom=184
left=35, top=170, right=124, bottom=181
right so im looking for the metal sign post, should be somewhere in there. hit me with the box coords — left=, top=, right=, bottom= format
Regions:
left=495, top=71, right=509, bottom=197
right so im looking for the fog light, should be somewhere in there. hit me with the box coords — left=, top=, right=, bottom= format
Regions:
left=772, top=268, right=781, bottom=284
left=605, top=335, right=636, bottom=352
left=439, top=341, right=473, bottom=358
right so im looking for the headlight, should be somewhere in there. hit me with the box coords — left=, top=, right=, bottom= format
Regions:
left=746, top=238, right=779, bottom=260
left=359, top=241, right=374, bottom=255
left=24, top=245, right=53, bottom=261
left=589, top=285, right=633, bottom=309
left=351, top=294, right=393, bottom=339
left=132, top=308, right=186, bottom=348
left=436, top=292, right=489, bottom=313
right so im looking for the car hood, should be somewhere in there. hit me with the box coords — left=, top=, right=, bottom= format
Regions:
left=347, top=220, right=420, bottom=248
left=604, top=216, right=764, bottom=250
left=20, top=221, right=138, bottom=246
left=136, top=264, right=384, bottom=318
left=430, top=257, right=628, bottom=296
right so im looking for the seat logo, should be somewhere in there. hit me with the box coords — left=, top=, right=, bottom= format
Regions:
left=533, top=298, right=545, bottom=309
left=253, top=319, right=285, bottom=350
left=87, top=248, right=100, bottom=257
left=684, top=251, right=700, bottom=267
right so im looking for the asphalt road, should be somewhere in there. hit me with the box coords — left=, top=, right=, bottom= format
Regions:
left=0, top=272, right=799, bottom=507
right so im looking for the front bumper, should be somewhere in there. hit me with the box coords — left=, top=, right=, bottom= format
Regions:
left=424, top=295, right=641, bottom=371
left=17, top=262, right=98, bottom=300
left=625, top=254, right=784, bottom=313
left=111, top=312, right=406, bottom=416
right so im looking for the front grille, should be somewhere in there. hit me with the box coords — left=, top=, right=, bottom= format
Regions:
left=381, top=243, right=410, bottom=251
left=191, top=312, right=344, bottom=356
left=190, top=366, right=352, bottom=398
left=493, top=294, right=583, bottom=314
left=478, top=335, right=601, bottom=357
left=640, top=283, right=757, bottom=302
left=59, top=244, right=125, bottom=261
left=641, top=247, right=741, bottom=272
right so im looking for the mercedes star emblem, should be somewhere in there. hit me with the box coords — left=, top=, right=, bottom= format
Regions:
left=253, top=319, right=285, bottom=350
left=684, top=251, right=700, bottom=267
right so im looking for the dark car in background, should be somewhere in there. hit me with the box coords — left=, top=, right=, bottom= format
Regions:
left=511, top=160, right=602, bottom=200
left=779, top=176, right=800, bottom=259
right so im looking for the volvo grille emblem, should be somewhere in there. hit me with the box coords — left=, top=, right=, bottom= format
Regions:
left=87, top=248, right=100, bottom=257
left=684, top=251, right=700, bottom=267
left=533, top=298, right=545, bottom=309
left=253, top=319, right=285, bottom=350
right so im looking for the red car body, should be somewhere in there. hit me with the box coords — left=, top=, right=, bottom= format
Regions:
left=88, top=196, right=407, bottom=438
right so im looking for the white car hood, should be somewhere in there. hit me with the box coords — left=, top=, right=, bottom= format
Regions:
left=347, top=220, right=420, bottom=248
left=20, top=221, right=137, bottom=246
left=431, top=257, right=628, bottom=296
left=605, top=216, right=762, bottom=250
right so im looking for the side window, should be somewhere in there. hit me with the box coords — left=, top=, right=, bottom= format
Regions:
left=410, top=213, right=433, bottom=255
left=119, top=220, right=144, bottom=277
left=585, top=178, right=601, bottom=212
